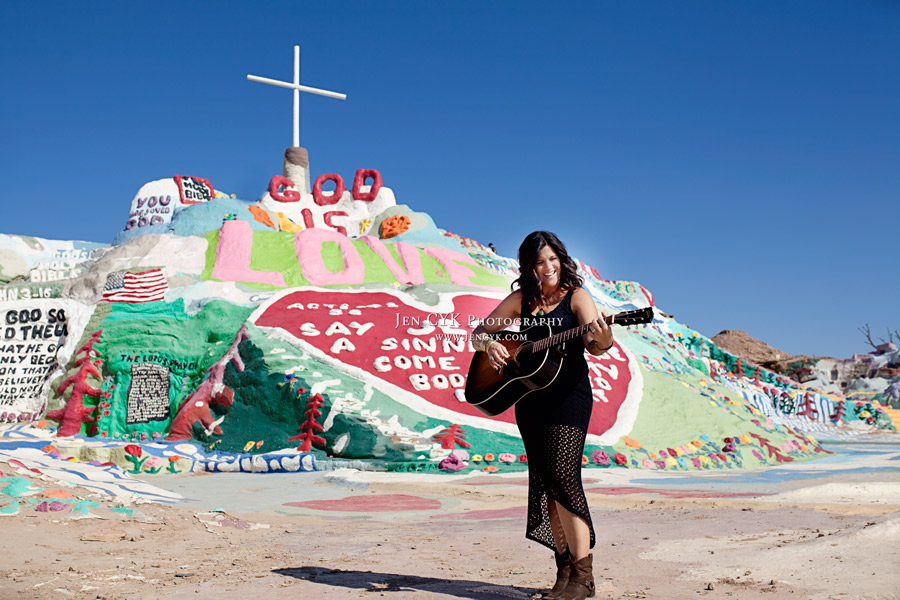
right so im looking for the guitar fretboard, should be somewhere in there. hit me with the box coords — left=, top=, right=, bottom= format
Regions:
left=531, top=320, right=606, bottom=353
left=523, top=307, right=653, bottom=354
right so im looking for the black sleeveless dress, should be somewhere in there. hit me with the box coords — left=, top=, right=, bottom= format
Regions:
left=515, top=288, right=596, bottom=551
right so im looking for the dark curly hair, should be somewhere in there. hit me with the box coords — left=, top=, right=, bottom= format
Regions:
left=513, top=231, right=583, bottom=313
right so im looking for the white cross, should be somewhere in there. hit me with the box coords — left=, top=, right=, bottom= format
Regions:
left=247, top=46, right=347, bottom=148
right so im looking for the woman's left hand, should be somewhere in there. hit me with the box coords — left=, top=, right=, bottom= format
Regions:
left=586, top=313, right=613, bottom=354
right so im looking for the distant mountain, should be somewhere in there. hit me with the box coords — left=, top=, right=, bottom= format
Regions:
left=711, top=330, right=799, bottom=367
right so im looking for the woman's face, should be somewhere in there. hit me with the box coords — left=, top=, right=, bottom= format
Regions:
left=534, top=245, right=560, bottom=289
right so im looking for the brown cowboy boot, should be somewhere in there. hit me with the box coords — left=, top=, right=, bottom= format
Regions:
left=556, top=553, right=595, bottom=600
left=541, top=548, right=571, bottom=600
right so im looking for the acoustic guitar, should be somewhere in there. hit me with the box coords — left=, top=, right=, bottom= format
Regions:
left=464, top=307, right=654, bottom=416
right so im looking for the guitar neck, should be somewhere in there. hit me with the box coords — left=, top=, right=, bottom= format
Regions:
left=528, top=307, right=654, bottom=353
left=532, top=315, right=614, bottom=353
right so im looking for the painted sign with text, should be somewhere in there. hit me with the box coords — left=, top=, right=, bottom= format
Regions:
left=0, top=234, right=108, bottom=290
left=124, top=175, right=214, bottom=231
left=252, top=289, right=643, bottom=442
left=260, top=169, right=394, bottom=237
left=0, top=299, right=92, bottom=419
left=206, top=220, right=508, bottom=292
left=98, top=351, right=200, bottom=439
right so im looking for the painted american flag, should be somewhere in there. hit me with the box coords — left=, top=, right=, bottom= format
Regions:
left=102, top=269, right=167, bottom=303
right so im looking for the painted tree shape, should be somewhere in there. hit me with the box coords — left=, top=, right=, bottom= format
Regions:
left=830, top=400, right=848, bottom=423
left=46, top=330, right=104, bottom=436
left=749, top=433, right=794, bottom=463
left=432, top=424, right=471, bottom=449
left=796, top=393, right=819, bottom=420
left=784, top=426, right=833, bottom=456
left=289, top=393, right=326, bottom=451
left=167, top=324, right=249, bottom=442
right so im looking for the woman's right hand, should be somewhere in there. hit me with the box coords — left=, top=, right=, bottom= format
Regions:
left=487, top=341, right=510, bottom=371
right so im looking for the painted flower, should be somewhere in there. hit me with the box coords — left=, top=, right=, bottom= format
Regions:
left=168, top=456, right=180, bottom=463
left=654, top=460, right=667, bottom=469
left=666, top=448, right=677, bottom=457
left=518, top=454, right=528, bottom=463
left=691, top=458, right=702, bottom=468
left=471, top=454, right=483, bottom=463
left=613, top=453, right=627, bottom=465
left=699, top=455, right=710, bottom=464
left=439, top=454, right=466, bottom=471
left=723, top=437, right=733, bottom=444
left=581, top=454, right=589, bottom=465
left=659, top=450, right=668, bottom=458
left=641, top=459, right=655, bottom=469
left=483, top=466, right=499, bottom=473
left=708, top=454, right=718, bottom=461
left=452, top=449, right=470, bottom=461
left=124, top=445, right=142, bottom=458
left=592, top=450, right=611, bottom=466
left=739, top=436, right=751, bottom=444
left=691, top=440, right=703, bottom=447
left=752, top=450, right=764, bottom=460
left=498, top=453, right=516, bottom=463
left=717, top=454, right=727, bottom=462
left=723, top=443, right=736, bottom=453
left=649, top=452, right=657, bottom=459
left=623, top=436, right=644, bottom=449
left=483, top=453, right=495, bottom=462
left=666, top=457, right=678, bottom=467
left=145, top=456, right=164, bottom=469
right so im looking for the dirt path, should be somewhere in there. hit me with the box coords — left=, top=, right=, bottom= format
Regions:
left=2, top=463, right=899, bottom=600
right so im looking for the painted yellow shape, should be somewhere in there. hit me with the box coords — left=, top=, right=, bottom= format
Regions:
left=276, top=212, right=303, bottom=233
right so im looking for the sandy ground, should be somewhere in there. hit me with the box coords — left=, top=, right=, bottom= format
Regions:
left=2, top=443, right=900, bottom=600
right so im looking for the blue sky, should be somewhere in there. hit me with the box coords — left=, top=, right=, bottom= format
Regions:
left=1, top=1, right=897, bottom=359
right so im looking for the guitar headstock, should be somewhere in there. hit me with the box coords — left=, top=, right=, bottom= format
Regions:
left=608, top=307, right=654, bottom=327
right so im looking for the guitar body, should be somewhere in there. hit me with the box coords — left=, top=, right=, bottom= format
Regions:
left=465, top=324, right=568, bottom=417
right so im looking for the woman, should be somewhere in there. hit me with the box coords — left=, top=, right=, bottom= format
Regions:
left=471, top=231, right=613, bottom=600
